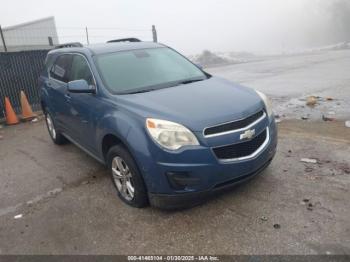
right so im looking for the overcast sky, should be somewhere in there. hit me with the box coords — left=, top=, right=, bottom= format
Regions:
left=1, top=0, right=349, bottom=54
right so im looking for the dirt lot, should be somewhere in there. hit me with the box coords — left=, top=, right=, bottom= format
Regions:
left=0, top=118, right=349, bottom=255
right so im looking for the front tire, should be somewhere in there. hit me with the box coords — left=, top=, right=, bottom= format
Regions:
left=44, top=111, right=68, bottom=145
left=107, top=145, right=148, bottom=208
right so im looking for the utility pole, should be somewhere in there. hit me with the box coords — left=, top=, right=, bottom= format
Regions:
left=152, top=25, right=157, bottom=43
left=85, top=27, right=90, bottom=45
left=0, top=25, right=8, bottom=52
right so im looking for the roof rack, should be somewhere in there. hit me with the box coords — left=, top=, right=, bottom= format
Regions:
left=107, top=38, right=141, bottom=43
left=55, top=42, right=84, bottom=49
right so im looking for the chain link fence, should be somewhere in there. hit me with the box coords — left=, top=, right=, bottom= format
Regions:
left=0, top=50, right=48, bottom=118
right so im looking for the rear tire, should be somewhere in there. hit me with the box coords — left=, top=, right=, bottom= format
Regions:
left=44, top=110, right=68, bottom=145
left=107, top=144, right=148, bottom=208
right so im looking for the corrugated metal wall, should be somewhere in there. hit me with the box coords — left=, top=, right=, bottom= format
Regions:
left=0, top=17, right=59, bottom=52
left=0, top=50, right=48, bottom=118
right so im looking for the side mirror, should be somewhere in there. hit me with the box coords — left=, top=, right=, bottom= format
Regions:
left=67, top=79, right=95, bottom=94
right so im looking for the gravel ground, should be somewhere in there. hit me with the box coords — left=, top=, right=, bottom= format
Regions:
left=0, top=119, right=349, bottom=255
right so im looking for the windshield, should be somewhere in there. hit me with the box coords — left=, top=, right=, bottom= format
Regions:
left=95, top=47, right=207, bottom=94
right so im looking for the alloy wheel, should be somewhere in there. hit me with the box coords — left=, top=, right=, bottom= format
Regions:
left=46, top=114, right=56, bottom=139
left=111, top=156, right=135, bottom=201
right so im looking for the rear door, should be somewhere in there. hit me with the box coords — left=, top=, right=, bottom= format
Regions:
left=47, top=54, right=73, bottom=133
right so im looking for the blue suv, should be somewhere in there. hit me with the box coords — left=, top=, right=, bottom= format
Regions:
left=40, top=39, right=277, bottom=209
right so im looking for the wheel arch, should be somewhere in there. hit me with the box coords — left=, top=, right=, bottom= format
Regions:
left=41, top=100, right=47, bottom=113
left=96, top=111, right=155, bottom=191
left=101, top=133, right=126, bottom=162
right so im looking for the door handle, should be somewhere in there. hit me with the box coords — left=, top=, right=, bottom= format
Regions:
left=64, top=94, right=71, bottom=101
left=45, top=80, right=52, bottom=88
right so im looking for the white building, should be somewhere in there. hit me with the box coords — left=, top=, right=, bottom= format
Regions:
left=0, top=16, right=59, bottom=52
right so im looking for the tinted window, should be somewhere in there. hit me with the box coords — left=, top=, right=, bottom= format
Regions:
left=69, top=55, right=95, bottom=86
left=95, top=47, right=206, bottom=94
left=50, top=55, right=72, bottom=83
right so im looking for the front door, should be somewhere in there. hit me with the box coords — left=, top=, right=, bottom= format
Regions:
left=66, top=54, right=98, bottom=154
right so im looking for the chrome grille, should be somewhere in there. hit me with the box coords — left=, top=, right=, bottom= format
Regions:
left=212, top=128, right=268, bottom=161
left=204, top=110, right=265, bottom=137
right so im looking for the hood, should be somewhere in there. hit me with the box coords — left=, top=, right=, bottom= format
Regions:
left=116, top=77, right=264, bottom=131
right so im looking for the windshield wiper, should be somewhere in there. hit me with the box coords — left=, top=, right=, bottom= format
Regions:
left=179, top=78, right=205, bottom=85
left=125, top=78, right=206, bottom=94
left=126, top=88, right=157, bottom=94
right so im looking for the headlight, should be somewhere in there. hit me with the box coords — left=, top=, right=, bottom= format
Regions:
left=146, top=118, right=199, bottom=150
left=256, top=90, right=273, bottom=117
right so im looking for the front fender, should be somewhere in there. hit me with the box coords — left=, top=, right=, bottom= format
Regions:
left=125, top=123, right=169, bottom=192
left=96, top=108, right=166, bottom=192
left=96, top=110, right=133, bottom=160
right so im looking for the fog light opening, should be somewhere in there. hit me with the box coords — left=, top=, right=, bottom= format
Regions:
left=166, top=172, right=200, bottom=190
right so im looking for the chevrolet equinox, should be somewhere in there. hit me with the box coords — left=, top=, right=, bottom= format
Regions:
left=39, top=39, right=277, bottom=209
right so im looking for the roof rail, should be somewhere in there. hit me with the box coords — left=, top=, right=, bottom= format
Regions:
left=107, top=38, right=141, bottom=43
left=55, top=42, right=84, bottom=49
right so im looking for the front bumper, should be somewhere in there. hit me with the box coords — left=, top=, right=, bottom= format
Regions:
left=145, top=118, right=277, bottom=209
left=126, top=114, right=277, bottom=209
left=148, top=150, right=275, bottom=209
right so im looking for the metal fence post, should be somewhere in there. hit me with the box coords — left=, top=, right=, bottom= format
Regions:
left=86, top=27, right=90, bottom=45
left=152, top=25, right=158, bottom=43
left=0, top=25, right=8, bottom=52
left=48, top=36, right=53, bottom=47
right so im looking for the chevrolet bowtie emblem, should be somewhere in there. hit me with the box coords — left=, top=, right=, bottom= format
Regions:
left=240, top=129, right=255, bottom=140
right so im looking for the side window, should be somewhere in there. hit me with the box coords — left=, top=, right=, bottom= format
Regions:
left=43, top=55, right=54, bottom=76
left=49, top=55, right=72, bottom=83
left=69, top=55, right=95, bottom=86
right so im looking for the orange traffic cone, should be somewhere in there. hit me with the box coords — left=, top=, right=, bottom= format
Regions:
left=20, top=91, right=36, bottom=120
left=4, top=97, right=19, bottom=125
